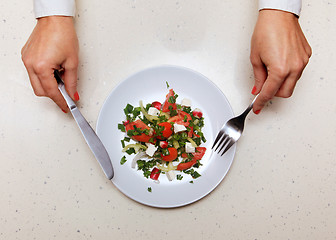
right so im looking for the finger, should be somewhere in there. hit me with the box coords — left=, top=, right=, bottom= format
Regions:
left=275, top=75, right=298, bottom=98
left=62, top=59, right=79, bottom=101
left=297, top=23, right=312, bottom=57
left=250, top=55, right=267, bottom=95
left=27, top=69, right=46, bottom=97
left=275, top=64, right=304, bottom=98
left=275, top=39, right=308, bottom=98
left=22, top=56, right=46, bottom=97
left=21, top=31, right=34, bottom=56
left=37, top=68, right=68, bottom=112
left=253, top=71, right=288, bottom=113
left=301, top=35, right=312, bottom=58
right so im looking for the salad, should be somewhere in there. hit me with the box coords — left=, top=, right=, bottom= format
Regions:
left=118, top=84, right=207, bottom=183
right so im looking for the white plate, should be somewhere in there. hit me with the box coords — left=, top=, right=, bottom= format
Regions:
left=96, top=65, right=235, bottom=208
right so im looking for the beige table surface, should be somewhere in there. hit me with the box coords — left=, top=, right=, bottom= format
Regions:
left=1, top=0, right=336, bottom=239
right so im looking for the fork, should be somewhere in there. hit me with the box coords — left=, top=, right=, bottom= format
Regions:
left=212, top=94, right=258, bottom=156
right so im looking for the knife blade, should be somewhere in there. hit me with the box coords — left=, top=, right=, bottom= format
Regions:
left=54, top=70, right=114, bottom=180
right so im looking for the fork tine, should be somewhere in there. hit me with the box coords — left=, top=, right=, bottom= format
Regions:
left=212, top=130, right=224, bottom=149
left=220, top=140, right=235, bottom=156
left=214, top=135, right=226, bottom=152
left=216, top=135, right=230, bottom=153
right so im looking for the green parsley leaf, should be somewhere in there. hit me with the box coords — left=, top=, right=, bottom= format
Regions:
left=176, top=174, right=183, bottom=180
left=125, top=148, right=136, bottom=155
left=158, top=115, right=168, bottom=122
left=191, top=171, right=201, bottom=179
left=148, top=187, right=152, bottom=192
left=183, top=106, right=191, bottom=113
left=193, top=137, right=201, bottom=146
left=137, top=159, right=160, bottom=178
left=132, top=107, right=141, bottom=117
left=118, top=123, right=125, bottom=132
left=144, top=170, right=151, bottom=178
left=168, top=96, right=176, bottom=104
left=120, top=156, right=127, bottom=165
left=166, top=81, right=170, bottom=88
left=169, top=108, right=177, bottom=116
left=124, top=104, right=134, bottom=115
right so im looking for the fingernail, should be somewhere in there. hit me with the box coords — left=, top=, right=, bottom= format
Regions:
left=251, top=86, right=257, bottom=95
left=74, top=91, right=80, bottom=101
left=254, top=109, right=261, bottom=115
left=62, top=109, right=68, bottom=113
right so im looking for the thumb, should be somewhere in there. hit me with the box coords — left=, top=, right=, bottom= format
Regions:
left=63, top=63, right=79, bottom=101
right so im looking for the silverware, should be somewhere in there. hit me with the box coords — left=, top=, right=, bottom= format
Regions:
left=212, top=94, right=258, bottom=156
left=54, top=70, right=114, bottom=179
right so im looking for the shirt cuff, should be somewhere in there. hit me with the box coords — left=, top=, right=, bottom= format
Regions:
left=34, top=0, right=76, bottom=18
left=258, top=0, right=302, bottom=16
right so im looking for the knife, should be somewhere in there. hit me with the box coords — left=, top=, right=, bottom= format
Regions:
left=54, top=70, right=114, bottom=180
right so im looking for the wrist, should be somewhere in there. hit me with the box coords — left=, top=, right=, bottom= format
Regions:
left=37, top=16, right=74, bottom=25
left=258, top=9, right=299, bottom=23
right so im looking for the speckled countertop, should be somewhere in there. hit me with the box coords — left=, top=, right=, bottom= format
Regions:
left=1, top=0, right=336, bottom=239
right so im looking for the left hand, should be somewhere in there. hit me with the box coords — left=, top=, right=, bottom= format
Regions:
left=250, top=9, right=312, bottom=114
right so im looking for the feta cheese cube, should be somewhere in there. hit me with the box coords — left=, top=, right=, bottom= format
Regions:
left=145, top=143, right=157, bottom=157
left=185, top=142, right=195, bottom=153
left=147, top=107, right=160, bottom=116
left=173, top=123, right=187, bottom=133
left=181, top=98, right=191, bottom=107
left=166, top=171, right=175, bottom=181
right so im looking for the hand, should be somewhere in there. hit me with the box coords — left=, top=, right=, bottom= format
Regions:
left=21, top=16, right=79, bottom=112
left=250, top=10, right=312, bottom=114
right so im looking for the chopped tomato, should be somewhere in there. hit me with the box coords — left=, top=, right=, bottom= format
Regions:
left=176, top=159, right=197, bottom=171
left=187, top=126, right=194, bottom=138
left=150, top=167, right=160, bottom=180
left=157, top=122, right=173, bottom=139
left=181, top=147, right=206, bottom=161
left=151, top=101, right=162, bottom=110
left=161, top=147, right=178, bottom=162
left=192, top=109, right=203, bottom=118
left=159, top=141, right=168, bottom=148
left=125, top=119, right=152, bottom=143
left=178, top=147, right=206, bottom=170
left=194, top=132, right=200, bottom=138
left=162, top=89, right=177, bottom=112
left=187, top=126, right=200, bottom=138
left=168, top=111, right=192, bottom=127
left=192, top=147, right=206, bottom=160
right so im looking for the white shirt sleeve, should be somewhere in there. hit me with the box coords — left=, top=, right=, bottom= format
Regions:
left=259, top=0, right=302, bottom=16
left=34, top=0, right=76, bottom=18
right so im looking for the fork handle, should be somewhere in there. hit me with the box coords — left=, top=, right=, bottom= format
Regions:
left=241, top=94, right=259, bottom=119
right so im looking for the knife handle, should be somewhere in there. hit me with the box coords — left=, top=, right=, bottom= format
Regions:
left=54, top=70, right=76, bottom=109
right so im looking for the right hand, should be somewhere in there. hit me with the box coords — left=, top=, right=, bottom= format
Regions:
left=21, top=16, right=79, bottom=112
left=250, top=10, right=312, bottom=114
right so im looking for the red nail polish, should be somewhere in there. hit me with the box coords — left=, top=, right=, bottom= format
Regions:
left=251, top=86, right=257, bottom=95
left=74, top=91, right=80, bottom=101
left=62, top=109, right=68, bottom=113
left=254, top=109, right=261, bottom=115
